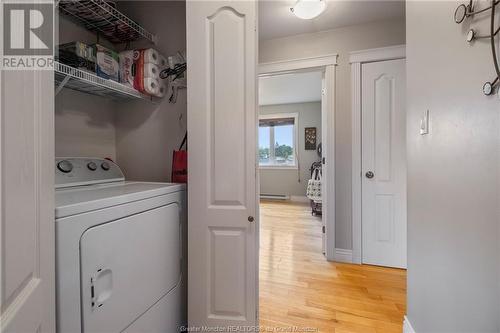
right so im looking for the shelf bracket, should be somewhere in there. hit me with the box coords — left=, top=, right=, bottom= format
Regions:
left=55, top=71, right=73, bottom=96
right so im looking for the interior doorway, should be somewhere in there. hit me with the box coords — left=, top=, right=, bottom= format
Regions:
left=258, top=56, right=337, bottom=261
left=258, top=70, right=325, bottom=248
left=257, top=57, right=337, bottom=331
left=258, top=68, right=327, bottom=331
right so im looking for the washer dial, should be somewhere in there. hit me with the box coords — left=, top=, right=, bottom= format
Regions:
left=57, top=160, right=73, bottom=173
left=101, top=161, right=110, bottom=171
left=87, top=162, right=97, bottom=171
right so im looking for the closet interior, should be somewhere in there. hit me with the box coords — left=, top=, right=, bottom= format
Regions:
left=55, top=0, right=187, bottom=181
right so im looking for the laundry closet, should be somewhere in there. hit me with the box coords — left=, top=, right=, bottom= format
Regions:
left=55, top=1, right=187, bottom=180
left=53, top=1, right=188, bottom=332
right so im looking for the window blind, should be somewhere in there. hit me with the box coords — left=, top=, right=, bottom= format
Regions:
left=259, top=117, right=295, bottom=127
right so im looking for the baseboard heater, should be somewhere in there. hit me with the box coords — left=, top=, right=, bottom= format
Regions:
left=260, top=194, right=290, bottom=200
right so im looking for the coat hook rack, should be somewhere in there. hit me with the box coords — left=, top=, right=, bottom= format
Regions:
left=455, top=0, right=500, bottom=97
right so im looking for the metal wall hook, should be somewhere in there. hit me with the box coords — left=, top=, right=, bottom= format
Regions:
left=455, top=0, right=500, bottom=97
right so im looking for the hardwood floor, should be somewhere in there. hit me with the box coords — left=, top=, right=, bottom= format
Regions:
left=259, top=200, right=406, bottom=333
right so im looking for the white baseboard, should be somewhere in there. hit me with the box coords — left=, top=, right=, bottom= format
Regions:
left=403, top=316, right=416, bottom=333
left=333, top=248, right=353, bottom=263
left=290, top=195, right=309, bottom=203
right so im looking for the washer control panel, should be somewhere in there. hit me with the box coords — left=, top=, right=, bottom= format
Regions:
left=55, top=157, right=125, bottom=188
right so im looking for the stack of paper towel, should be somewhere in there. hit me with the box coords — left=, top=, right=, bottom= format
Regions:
left=119, top=48, right=167, bottom=98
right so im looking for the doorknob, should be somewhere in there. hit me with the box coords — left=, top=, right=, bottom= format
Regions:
left=248, top=216, right=254, bottom=222
left=365, top=171, right=374, bottom=179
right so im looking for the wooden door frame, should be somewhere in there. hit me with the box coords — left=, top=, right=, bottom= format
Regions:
left=258, top=54, right=337, bottom=260
left=349, top=45, right=406, bottom=264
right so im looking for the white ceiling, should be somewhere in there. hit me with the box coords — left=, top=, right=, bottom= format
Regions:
left=259, top=71, right=322, bottom=106
left=259, top=0, right=405, bottom=41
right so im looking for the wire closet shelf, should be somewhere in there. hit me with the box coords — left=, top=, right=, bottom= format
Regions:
left=55, top=61, right=154, bottom=101
left=58, top=0, right=157, bottom=44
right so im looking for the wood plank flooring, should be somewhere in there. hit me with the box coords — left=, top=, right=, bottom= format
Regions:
left=259, top=200, right=406, bottom=333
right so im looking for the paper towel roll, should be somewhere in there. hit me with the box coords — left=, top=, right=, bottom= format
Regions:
left=142, top=48, right=159, bottom=65
left=143, top=63, right=160, bottom=79
left=143, top=77, right=160, bottom=96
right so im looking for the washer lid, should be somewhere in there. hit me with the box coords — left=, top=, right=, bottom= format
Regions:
left=55, top=182, right=185, bottom=218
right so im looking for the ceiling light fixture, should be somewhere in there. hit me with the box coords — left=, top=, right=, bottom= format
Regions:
left=290, top=0, right=326, bottom=20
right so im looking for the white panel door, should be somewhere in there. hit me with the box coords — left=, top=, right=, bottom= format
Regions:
left=361, top=59, right=406, bottom=269
left=187, top=0, right=258, bottom=329
left=0, top=70, right=55, bottom=329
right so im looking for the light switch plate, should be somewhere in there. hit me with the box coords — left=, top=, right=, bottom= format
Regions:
left=420, top=110, right=429, bottom=135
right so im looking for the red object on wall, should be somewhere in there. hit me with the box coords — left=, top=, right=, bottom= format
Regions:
left=171, top=133, right=187, bottom=183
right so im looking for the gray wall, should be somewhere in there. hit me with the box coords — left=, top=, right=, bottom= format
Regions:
left=260, top=19, right=406, bottom=249
left=115, top=1, right=187, bottom=182
left=407, top=1, right=499, bottom=332
left=259, top=102, right=321, bottom=197
left=55, top=16, right=117, bottom=159
left=55, top=89, right=116, bottom=159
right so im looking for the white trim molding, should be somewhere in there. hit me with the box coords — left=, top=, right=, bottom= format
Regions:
left=259, top=54, right=338, bottom=75
left=333, top=249, right=353, bottom=263
left=350, top=45, right=406, bottom=265
left=403, top=316, right=416, bottom=333
left=349, top=44, right=405, bottom=64
left=351, top=60, right=362, bottom=265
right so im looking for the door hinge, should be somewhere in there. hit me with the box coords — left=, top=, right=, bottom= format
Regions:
left=322, top=226, right=326, bottom=233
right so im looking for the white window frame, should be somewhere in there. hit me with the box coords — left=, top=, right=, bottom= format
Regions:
left=258, top=112, right=299, bottom=170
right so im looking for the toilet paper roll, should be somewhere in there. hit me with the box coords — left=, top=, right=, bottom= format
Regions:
left=156, top=82, right=167, bottom=98
left=142, top=48, right=160, bottom=65
left=158, top=55, right=168, bottom=69
left=143, top=77, right=160, bottom=96
left=143, top=63, right=160, bottom=79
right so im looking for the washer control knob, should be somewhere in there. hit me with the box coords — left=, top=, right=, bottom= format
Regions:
left=57, top=160, right=73, bottom=173
left=101, top=161, right=110, bottom=171
left=87, top=162, right=97, bottom=171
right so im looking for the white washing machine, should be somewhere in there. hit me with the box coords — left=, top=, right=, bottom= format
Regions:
left=55, top=157, right=186, bottom=333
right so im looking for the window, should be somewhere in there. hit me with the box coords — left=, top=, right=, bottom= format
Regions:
left=259, top=113, right=298, bottom=168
